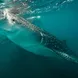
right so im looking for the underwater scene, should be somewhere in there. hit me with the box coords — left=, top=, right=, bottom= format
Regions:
left=0, top=0, right=78, bottom=78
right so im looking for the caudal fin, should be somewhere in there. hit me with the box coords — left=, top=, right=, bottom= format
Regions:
left=54, top=50, right=78, bottom=64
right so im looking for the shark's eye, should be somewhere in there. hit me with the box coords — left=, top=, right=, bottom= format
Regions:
left=12, top=19, right=15, bottom=22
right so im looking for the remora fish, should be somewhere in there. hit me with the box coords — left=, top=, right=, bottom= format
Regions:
left=3, top=8, right=78, bottom=63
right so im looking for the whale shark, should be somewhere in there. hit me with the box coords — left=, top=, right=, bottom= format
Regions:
left=0, top=7, right=77, bottom=64
left=0, top=0, right=78, bottom=63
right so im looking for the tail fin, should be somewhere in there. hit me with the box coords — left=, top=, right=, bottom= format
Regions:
left=53, top=50, right=78, bottom=64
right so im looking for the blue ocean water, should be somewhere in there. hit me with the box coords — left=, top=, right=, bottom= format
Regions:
left=0, top=0, right=78, bottom=78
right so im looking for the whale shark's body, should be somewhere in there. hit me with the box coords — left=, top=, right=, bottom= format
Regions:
left=0, top=0, right=78, bottom=63
left=1, top=8, right=77, bottom=63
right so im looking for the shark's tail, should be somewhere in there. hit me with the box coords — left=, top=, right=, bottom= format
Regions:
left=52, top=49, right=78, bottom=64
